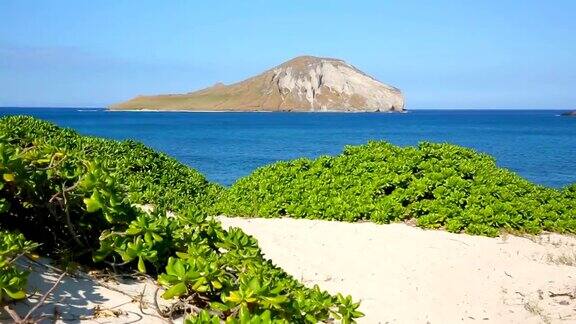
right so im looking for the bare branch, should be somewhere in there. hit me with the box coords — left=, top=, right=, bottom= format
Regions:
left=22, top=271, right=67, bottom=322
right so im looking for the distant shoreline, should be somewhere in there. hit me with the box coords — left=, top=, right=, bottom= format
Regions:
left=0, top=107, right=572, bottom=112
left=107, top=108, right=408, bottom=113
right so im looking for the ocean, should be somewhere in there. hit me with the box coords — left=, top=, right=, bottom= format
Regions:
left=0, top=108, right=574, bottom=188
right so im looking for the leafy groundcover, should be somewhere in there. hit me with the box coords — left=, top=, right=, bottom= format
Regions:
left=218, top=141, right=576, bottom=237
left=0, top=116, right=362, bottom=323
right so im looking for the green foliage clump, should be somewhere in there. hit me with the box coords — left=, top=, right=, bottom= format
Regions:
left=0, top=116, right=363, bottom=322
left=0, top=115, right=222, bottom=212
left=0, top=231, right=37, bottom=302
left=217, top=141, right=576, bottom=236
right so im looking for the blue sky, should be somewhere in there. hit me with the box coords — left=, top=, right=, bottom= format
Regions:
left=1, top=1, right=574, bottom=109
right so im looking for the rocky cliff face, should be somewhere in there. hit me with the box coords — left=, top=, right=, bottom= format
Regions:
left=110, top=56, right=404, bottom=112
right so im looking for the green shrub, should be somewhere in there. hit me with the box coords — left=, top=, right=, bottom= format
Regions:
left=217, top=141, right=576, bottom=236
left=0, top=116, right=362, bottom=322
left=0, top=115, right=223, bottom=213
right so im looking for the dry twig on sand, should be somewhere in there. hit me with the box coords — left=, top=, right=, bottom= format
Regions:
left=5, top=271, right=67, bottom=324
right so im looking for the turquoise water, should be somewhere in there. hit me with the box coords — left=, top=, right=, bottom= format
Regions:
left=1, top=108, right=574, bottom=188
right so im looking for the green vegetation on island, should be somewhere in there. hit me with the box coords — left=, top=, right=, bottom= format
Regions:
left=0, top=116, right=362, bottom=323
left=217, top=141, right=576, bottom=237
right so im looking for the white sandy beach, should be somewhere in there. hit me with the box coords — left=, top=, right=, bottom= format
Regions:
left=7, top=218, right=576, bottom=323
left=219, top=217, right=576, bottom=324
left=7, top=258, right=172, bottom=323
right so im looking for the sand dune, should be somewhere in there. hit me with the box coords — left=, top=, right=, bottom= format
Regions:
left=219, top=217, right=576, bottom=323
left=7, top=218, right=576, bottom=323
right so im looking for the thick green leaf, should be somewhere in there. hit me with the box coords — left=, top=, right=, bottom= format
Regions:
left=162, top=282, right=188, bottom=299
left=4, top=288, right=26, bottom=300
left=137, top=256, right=146, bottom=273
left=84, top=191, right=104, bottom=213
